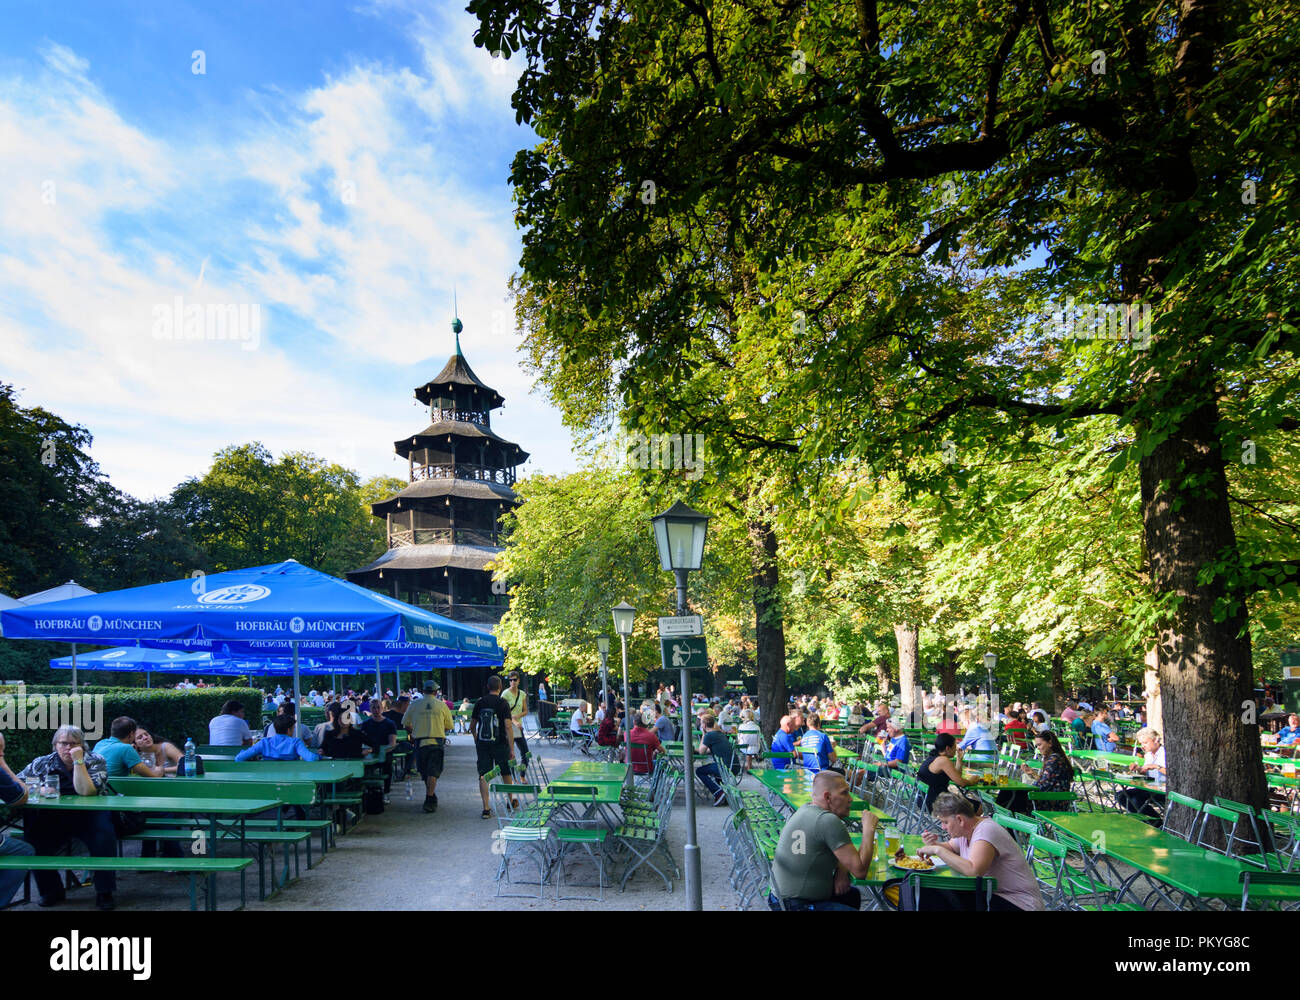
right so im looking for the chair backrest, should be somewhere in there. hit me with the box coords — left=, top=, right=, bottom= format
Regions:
left=1239, top=869, right=1300, bottom=910
left=994, top=813, right=1041, bottom=842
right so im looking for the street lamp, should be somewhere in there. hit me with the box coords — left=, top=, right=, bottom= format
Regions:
left=651, top=500, right=710, bottom=912
left=612, top=602, right=636, bottom=787
left=596, top=635, right=611, bottom=718
left=983, top=652, right=997, bottom=708
left=1109, top=674, right=1118, bottom=703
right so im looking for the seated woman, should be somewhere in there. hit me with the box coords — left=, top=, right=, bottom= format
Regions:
left=16, top=725, right=118, bottom=910
left=915, top=733, right=980, bottom=814
left=595, top=711, right=619, bottom=748
left=915, top=792, right=1045, bottom=911
left=133, top=727, right=182, bottom=776
left=999, top=729, right=1074, bottom=814
left=320, top=703, right=376, bottom=759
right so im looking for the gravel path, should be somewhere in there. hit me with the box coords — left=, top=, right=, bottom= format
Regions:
left=4, top=726, right=751, bottom=911
left=246, top=730, right=743, bottom=911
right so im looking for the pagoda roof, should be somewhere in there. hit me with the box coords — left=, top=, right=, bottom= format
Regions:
left=414, top=353, right=505, bottom=410
left=347, top=542, right=501, bottom=576
left=371, top=478, right=518, bottom=516
left=395, top=419, right=530, bottom=464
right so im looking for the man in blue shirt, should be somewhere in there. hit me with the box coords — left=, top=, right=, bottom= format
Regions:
left=1277, top=713, right=1300, bottom=743
left=881, top=720, right=910, bottom=771
left=799, top=715, right=837, bottom=772
left=93, top=717, right=163, bottom=778
left=1091, top=708, right=1118, bottom=752
left=770, top=715, right=798, bottom=769
left=236, top=716, right=320, bottom=761
left=958, top=710, right=996, bottom=752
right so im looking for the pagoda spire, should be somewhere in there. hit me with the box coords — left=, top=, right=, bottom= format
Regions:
left=452, top=289, right=463, bottom=356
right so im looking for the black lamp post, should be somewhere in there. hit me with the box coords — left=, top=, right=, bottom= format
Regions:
left=650, top=500, right=709, bottom=912
left=612, top=602, right=636, bottom=786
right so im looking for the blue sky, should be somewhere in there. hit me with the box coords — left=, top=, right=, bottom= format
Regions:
left=0, top=0, right=576, bottom=500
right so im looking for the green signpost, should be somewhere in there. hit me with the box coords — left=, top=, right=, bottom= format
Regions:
left=660, top=635, right=708, bottom=670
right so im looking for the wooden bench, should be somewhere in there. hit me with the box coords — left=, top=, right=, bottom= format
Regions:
left=109, top=778, right=318, bottom=896
left=0, top=854, right=254, bottom=910
left=122, top=828, right=313, bottom=898
left=145, top=817, right=336, bottom=855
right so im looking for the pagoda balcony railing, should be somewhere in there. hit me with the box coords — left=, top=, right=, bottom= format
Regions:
left=412, top=463, right=516, bottom=486
left=433, top=408, right=490, bottom=425
left=414, top=601, right=506, bottom=625
left=388, top=527, right=502, bottom=548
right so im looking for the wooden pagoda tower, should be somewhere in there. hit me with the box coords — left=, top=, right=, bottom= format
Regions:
left=347, top=315, right=527, bottom=696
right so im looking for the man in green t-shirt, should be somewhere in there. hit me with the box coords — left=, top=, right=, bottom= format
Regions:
left=769, top=771, right=878, bottom=911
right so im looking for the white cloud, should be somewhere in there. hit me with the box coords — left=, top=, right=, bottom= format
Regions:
left=0, top=11, right=572, bottom=503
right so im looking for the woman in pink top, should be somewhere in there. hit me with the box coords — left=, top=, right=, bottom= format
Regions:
left=917, top=793, right=1045, bottom=911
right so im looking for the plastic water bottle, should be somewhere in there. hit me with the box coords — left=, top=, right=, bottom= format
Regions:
left=184, top=737, right=197, bottom=778
left=405, top=782, right=412, bottom=800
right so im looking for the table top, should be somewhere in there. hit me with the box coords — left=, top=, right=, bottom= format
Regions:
left=750, top=769, right=891, bottom=821
left=555, top=762, right=628, bottom=783
left=24, top=794, right=281, bottom=815
left=540, top=782, right=622, bottom=805
left=1071, top=749, right=1142, bottom=766
left=194, top=768, right=353, bottom=786
left=204, top=759, right=364, bottom=780
left=1036, top=811, right=1300, bottom=902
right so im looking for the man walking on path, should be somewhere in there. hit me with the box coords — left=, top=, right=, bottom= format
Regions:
left=502, top=672, right=531, bottom=774
left=472, top=675, right=516, bottom=819
left=403, top=680, right=454, bottom=813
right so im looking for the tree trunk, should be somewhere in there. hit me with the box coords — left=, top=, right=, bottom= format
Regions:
left=1050, top=653, right=1067, bottom=714
left=1139, top=398, right=1268, bottom=849
left=1143, top=643, right=1163, bottom=733
left=941, top=649, right=959, bottom=696
left=750, top=519, right=787, bottom=743
left=875, top=657, right=892, bottom=703
left=894, top=623, right=919, bottom=727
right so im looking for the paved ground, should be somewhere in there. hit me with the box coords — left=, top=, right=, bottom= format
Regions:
left=8, top=723, right=749, bottom=911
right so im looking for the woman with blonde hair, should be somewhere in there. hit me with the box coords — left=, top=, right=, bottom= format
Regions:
left=737, top=709, right=762, bottom=771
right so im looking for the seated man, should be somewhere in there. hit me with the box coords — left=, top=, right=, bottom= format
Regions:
left=653, top=704, right=676, bottom=745
left=1277, top=713, right=1300, bottom=745
left=569, top=706, right=593, bottom=754
left=1090, top=708, right=1118, bottom=752
left=880, top=720, right=911, bottom=772
left=769, top=770, right=878, bottom=911
left=16, top=725, right=117, bottom=910
left=207, top=700, right=254, bottom=747
left=93, top=716, right=164, bottom=778
left=769, top=715, right=798, bottom=769
left=799, top=715, right=837, bottom=773
left=695, top=714, right=741, bottom=805
left=237, top=715, right=321, bottom=762
left=958, top=709, right=997, bottom=753
left=0, top=731, right=35, bottom=908
left=626, top=712, right=664, bottom=775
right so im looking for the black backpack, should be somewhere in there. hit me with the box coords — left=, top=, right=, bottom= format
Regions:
left=362, top=785, right=385, bottom=815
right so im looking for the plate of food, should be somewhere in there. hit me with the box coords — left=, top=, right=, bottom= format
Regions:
left=888, top=848, right=946, bottom=871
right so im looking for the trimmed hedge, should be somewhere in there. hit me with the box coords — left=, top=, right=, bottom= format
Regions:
left=0, top=687, right=260, bottom=768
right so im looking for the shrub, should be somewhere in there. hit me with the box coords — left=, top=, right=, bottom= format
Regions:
left=0, top=687, right=260, bottom=767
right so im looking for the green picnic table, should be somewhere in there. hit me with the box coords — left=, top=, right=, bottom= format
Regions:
left=1071, top=749, right=1142, bottom=767
left=555, top=762, right=628, bottom=784
left=750, top=768, right=892, bottom=822
left=1036, top=811, right=1300, bottom=909
left=204, top=759, right=364, bottom=781
left=21, top=792, right=280, bottom=908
